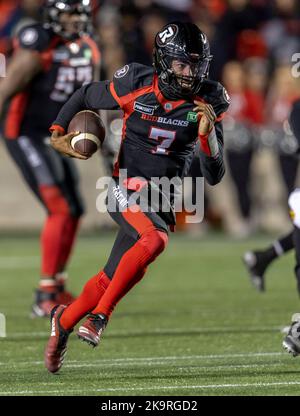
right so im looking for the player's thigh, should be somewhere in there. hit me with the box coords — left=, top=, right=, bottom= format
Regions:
left=107, top=178, right=169, bottom=241
left=60, top=157, right=85, bottom=217
left=103, top=229, right=136, bottom=279
left=34, top=138, right=84, bottom=216
left=289, top=188, right=300, bottom=228
left=4, top=137, right=49, bottom=203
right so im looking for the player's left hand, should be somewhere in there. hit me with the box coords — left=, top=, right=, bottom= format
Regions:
left=193, top=101, right=216, bottom=136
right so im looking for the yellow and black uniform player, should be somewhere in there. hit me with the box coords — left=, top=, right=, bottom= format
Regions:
left=243, top=96, right=300, bottom=293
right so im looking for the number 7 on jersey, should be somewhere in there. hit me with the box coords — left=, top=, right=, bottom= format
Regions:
left=149, top=126, right=176, bottom=155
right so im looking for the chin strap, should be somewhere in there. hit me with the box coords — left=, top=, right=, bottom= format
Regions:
left=158, top=72, right=195, bottom=101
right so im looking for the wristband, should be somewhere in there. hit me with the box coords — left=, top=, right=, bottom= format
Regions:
left=198, top=126, right=219, bottom=158
left=49, top=124, right=65, bottom=135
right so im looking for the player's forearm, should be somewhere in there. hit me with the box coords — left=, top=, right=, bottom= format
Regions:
left=0, top=50, right=41, bottom=104
left=198, top=126, right=220, bottom=158
left=198, top=125, right=225, bottom=185
left=0, top=68, right=30, bottom=105
left=51, top=87, right=87, bottom=132
left=199, top=149, right=225, bottom=185
left=51, top=81, right=119, bottom=132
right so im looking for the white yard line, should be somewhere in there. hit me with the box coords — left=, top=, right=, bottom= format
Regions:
left=0, top=256, right=38, bottom=268
left=7, top=325, right=282, bottom=339
left=0, top=351, right=285, bottom=367
left=2, top=381, right=300, bottom=395
left=63, top=362, right=283, bottom=370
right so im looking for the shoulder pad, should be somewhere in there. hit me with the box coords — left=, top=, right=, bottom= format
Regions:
left=17, top=24, right=51, bottom=52
left=112, top=63, right=153, bottom=97
left=198, top=80, right=230, bottom=117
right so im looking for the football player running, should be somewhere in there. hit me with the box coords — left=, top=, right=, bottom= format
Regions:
left=0, top=0, right=100, bottom=317
left=44, top=22, right=230, bottom=373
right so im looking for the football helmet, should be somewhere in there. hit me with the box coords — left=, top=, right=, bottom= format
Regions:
left=153, top=22, right=212, bottom=99
left=44, top=0, right=92, bottom=39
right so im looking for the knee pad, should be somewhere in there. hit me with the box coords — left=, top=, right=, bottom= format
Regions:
left=288, top=189, right=300, bottom=229
left=40, top=185, right=71, bottom=216
left=139, top=229, right=168, bottom=262
left=72, top=203, right=85, bottom=218
left=82, top=271, right=110, bottom=296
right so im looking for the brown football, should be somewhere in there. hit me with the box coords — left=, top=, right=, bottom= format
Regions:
left=68, top=110, right=105, bottom=157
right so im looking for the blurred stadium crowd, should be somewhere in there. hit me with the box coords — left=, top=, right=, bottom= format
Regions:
left=1, top=0, right=300, bottom=236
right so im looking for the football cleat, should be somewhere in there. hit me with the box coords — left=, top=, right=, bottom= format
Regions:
left=44, top=305, right=73, bottom=373
left=283, top=314, right=300, bottom=357
left=243, top=251, right=267, bottom=292
left=55, top=272, right=77, bottom=304
left=77, top=313, right=108, bottom=348
left=56, top=286, right=77, bottom=305
left=31, top=289, right=59, bottom=318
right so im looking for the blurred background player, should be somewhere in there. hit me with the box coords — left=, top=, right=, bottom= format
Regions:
left=243, top=76, right=300, bottom=292
left=0, top=0, right=100, bottom=317
left=222, top=59, right=265, bottom=237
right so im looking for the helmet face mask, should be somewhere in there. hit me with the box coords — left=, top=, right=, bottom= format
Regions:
left=44, top=0, right=92, bottom=40
left=166, top=54, right=211, bottom=93
left=153, top=22, right=213, bottom=99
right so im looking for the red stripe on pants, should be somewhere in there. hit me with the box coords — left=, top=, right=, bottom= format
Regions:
left=92, top=207, right=168, bottom=317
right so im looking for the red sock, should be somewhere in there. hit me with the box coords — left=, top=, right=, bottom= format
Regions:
left=56, top=217, right=80, bottom=273
left=39, top=185, right=72, bottom=277
left=41, top=215, right=70, bottom=276
left=92, top=230, right=168, bottom=318
left=60, top=271, right=110, bottom=330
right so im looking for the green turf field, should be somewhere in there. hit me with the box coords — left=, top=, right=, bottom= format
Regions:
left=0, top=232, right=300, bottom=396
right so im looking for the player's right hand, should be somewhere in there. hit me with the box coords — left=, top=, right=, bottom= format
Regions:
left=193, top=101, right=217, bottom=136
left=50, top=130, right=88, bottom=160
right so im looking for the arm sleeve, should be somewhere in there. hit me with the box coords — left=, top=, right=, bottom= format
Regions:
left=198, top=121, right=225, bottom=186
left=51, top=81, right=120, bottom=132
left=290, top=100, right=300, bottom=152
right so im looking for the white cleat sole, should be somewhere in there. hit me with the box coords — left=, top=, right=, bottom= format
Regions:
left=283, top=339, right=299, bottom=357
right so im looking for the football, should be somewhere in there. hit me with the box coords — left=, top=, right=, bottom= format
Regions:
left=68, top=110, right=105, bottom=157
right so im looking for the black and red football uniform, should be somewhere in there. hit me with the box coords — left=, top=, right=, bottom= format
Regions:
left=45, top=22, right=231, bottom=360
left=51, top=63, right=229, bottom=286
left=53, top=63, right=229, bottom=185
left=3, top=23, right=100, bottom=280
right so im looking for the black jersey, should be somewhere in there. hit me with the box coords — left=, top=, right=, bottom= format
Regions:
left=290, top=98, right=300, bottom=152
left=4, top=23, right=100, bottom=140
left=52, top=63, right=229, bottom=184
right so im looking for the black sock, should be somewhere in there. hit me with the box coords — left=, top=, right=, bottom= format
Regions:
left=292, top=228, right=300, bottom=294
left=274, top=230, right=294, bottom=255
left=293, top=227, right=300, bottom=272
left=255, top=230, right=294, bottom=270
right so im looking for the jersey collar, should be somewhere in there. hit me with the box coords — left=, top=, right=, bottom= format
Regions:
left=153, top=74, right=186, bottom=112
